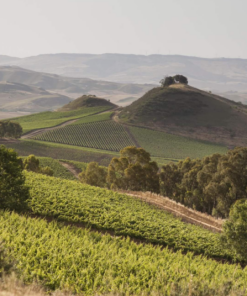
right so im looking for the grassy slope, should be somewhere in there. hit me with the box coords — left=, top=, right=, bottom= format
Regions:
left=119, top=84, right=247, bottom=146
left=26, top=171, right=235, bottom=261
left=130, top=126, right=228, bottom=159
left=11, top=106, right=111, bottom=134
left=2, top=211, right=247, bottom=295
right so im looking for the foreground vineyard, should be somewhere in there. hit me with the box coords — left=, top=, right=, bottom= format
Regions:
left=26, top=172, right=235, bottom=261
left=33, top=121, right=135, bottom=151
left=1, top=211, right=247, bottom=295
left=129, top=126, right=228, bottom=159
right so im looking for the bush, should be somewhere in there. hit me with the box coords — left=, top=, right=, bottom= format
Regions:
left=0, top=145, right=29, bottom=211
left=23, top=155, right=54, bottom=176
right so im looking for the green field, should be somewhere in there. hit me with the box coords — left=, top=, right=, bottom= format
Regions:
left=26, top=171, right=235, bottom=261
left=2, top=211, right=247, bottom=295
left=70, top=111, right=113, bottom=125
left=33, top=121, right=135, bottom=151
left=4, top=140, right=117, bottom=166
left=130, top=126, right=228, bottom=159
left=59, top=159, right=87, bottom=173
left=11, top=106, right=111, bottom=134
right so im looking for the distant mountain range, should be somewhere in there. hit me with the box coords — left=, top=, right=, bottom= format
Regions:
left=1, top=53, right=247, bottom=92
left=0, top=66, right=153, bottom=112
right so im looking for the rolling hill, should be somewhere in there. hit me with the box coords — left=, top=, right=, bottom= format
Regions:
left=2, top=53, right=247, bottom=92
left=58, top=94, right=116, bottom=111
left=0, top=81, right=71, bottom=112
left=0, top=66, right=154, bottom=108
left=119, top=84, right=247, bottom=147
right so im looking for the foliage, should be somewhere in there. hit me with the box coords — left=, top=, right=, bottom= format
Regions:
left=160, top=147, right=247, bottom=217
left=39, top=157, right=77, bottom=180
left=79, top=162, right=107, bottom=187
left=23, top=155, right=54, bottom=177
left=160, top=75, right=188, bottom=87
left=12, top=106, right=109, bottom=134
left=129, top=126, right=227, bottom=159
left=160, top=76, right=175, bottom=87
left=107, top=146, right=160, bottom=192
left=1, top=211, right=247, bottom=295
left=0, top=121, right=22, bottom=138
left=0, top=145, right=29, bottom=211
left=33, top=121, right=135, bottom=152
left=25, top=171, right=235, bottom=261
left=223, top=199, right=247, bottom=259
left=173, top=74, right=188, bottom=84
left=0, top=242, right=13, bottom=277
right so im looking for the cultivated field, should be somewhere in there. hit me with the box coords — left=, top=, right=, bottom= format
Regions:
left=33, top=121, right=135, bottom=151
left=2, top=211, right=246, bottom=295
left=26, top=172, right=235, bottom=261
left=129, top=126, right=228, bottom=159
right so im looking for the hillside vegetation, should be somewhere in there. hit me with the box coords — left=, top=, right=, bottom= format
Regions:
left=119, top=84, right=247, bottom=146
left=25, top=171, right=234, bottom=261
left=58, top=95, right=116, bottom=111
left=2, top=211, right=247, bottom=295
left=11, top=106, right=109, bottom=134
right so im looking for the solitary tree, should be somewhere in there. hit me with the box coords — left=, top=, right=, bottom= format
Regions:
left=0, top=145, right=29, bottom=211
left=0, top=121, right=22, bottom=139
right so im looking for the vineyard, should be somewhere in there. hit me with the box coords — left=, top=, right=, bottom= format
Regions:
left=37, top=157, right=76, bottom=180
left=1, top=211, right=247, bottom=295
left=11, top=106, right=111, bottom=134
left=129, top=126, right=228, bottom=159
left=25, top=172, right=235, bottom=261
left=33, top=121, right=135, bottom=151
left=70, top=111, right=113, bottom=125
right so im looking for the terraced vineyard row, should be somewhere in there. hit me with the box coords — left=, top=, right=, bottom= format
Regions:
left=2, top=211, right=247, bottom=295
left=33, top=121, right=135, bottom=151
left=25, top=172, right=235, bottom=261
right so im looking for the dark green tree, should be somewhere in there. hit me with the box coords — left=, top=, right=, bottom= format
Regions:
left=0, top=145, right=29, bottom=211
left=23, top=155, right=54, bottom=176
left=160, top=76, right=175, bottom=87
left=79, top=162, right=107, bottom=188
left=222, top=199, right=247, bottom=259
left=107, top=146, right=159, bottom=193
left=0, top=121, right=22, bottom=138
left=173, top=74, right=188, bottom=84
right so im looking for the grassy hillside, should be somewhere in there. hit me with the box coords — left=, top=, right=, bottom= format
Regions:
left=11, top=106, right=109, bottom=134
left=130, top=126, right=227, bottom=159
left=25, top=171, right=234, bottom=261
left=119, top=84, right=247, bottom=147
left=33, top=121, right=135, bottom=151
left=2, top=211, right=247, bottom=295
left=58, top=94, right=116, bottom=111
left=3, top=140, right=116, bottom=166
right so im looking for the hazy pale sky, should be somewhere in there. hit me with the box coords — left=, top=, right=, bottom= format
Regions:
left=1, top=0, right=246, bottom=58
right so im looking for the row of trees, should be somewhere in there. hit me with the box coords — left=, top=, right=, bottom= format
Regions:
left=0, top=121, right=22, bottom=139
left=80, top=146, right=247, bottom=219
left=160, top=74, right=188, bottom=87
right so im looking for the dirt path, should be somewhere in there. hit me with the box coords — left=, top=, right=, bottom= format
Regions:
left=59, top=161, right=80, bottom=179
left=22, top=119, right=78, bottom=139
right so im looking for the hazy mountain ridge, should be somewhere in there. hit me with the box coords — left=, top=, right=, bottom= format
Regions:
left=0, top=66, right=154, bottom=110
left=2, top=53, right=247, bottom=92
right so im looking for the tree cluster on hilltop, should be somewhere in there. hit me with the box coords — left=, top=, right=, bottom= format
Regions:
left=160, top=74, right=188, bottom=87
left=0, top=121, right=22, bottom=138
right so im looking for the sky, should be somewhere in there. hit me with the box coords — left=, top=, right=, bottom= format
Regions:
left=1, top=0, right=247, bottom=58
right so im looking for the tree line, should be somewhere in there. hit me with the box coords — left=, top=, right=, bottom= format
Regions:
left=160, top=74, right=188, bottom=87
left=0, top=121, right=22, bottom=139
left=79, top=146, right=247, bottom=219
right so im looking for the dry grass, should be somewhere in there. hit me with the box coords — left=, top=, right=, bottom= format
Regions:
left=120, top=190, right=223, bottom=232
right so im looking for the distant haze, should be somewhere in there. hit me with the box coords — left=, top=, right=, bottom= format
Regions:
left=0, top=0, right=247, bottom=59
left=2, top=54, right=247, bottom=92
